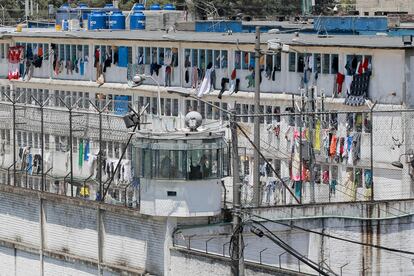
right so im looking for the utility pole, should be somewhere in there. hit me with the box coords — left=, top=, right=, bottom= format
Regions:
left=231, top=109, right=244, bottom=276
left=253, top=26, right=261, bottom=207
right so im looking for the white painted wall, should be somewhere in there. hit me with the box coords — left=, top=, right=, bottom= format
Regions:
left=0, top=188, right=174, bottom=275
left=140, top=178, right=222, bottom=217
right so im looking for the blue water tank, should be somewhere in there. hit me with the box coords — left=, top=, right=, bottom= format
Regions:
left=130, top=12, right=146, bottom=30
left=77, top=3, right=90, bottom=21
left=133, top=3, right=145, bottom=11
left=58, top=3, right=70, bottom=11
left=108, top=11, right=126, bottom=30
left=56, top=4, right=78, bottom=25
left=163, top=4, right=176, bottom=10
left=88, top=11, right=107, bottom=30
left=150, top=4, right=161, bottom=10
left=104, top=3, right=114, bottom=9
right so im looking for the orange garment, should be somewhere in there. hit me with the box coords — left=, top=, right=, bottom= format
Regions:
left=329, top=135, right=337, bottom=157
left=38, top=46, right=43, bottom=57
left=259, top=55, right=265, bottom=66
left=244, top=52, right=249, bottom=65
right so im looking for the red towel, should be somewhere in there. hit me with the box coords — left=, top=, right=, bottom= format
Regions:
left=357, top=62, right=363, bottom=75
left=362, top=58, right=369, bottom=72
left=336, top=73, right=345, bottom=94
left=231, top=68, right=236, bottom=80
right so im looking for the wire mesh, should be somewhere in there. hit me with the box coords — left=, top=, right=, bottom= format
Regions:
left=238, top=109, right=414, bottom=207
left=0, top=95, right=138, bottom=208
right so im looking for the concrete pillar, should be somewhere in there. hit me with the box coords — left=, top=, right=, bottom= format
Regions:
left=97, top=207, right=104, bottom=275
left=39, top=198, right=45, bottom=276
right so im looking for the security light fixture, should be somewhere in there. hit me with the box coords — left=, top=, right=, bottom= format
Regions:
left=123, top=112, right=139, bottom=128
left=250, top=225, right=264, bottom=238
left=391, top=150, right=414, bottom=169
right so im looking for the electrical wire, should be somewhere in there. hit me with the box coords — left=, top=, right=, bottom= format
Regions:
left=250, top=220, right=333, bottom=276
left=249, top=213, right=414, bottom=256
left=228, top=224, right=245, bottom=261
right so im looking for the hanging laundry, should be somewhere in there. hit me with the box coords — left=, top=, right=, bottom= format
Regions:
left=357, top=61, right=363, bottom=75
left=330, top=179, right=337, bottom=195
left=329, top=135, right=337, bottom=157
left=185, top=68, right=189, bottom=83
left=164, top=49, right=172, bottom=66
left=345, top=72, right=371, bottom=106
left=344, top=75, right=353, bottom=95
left=103, top=52, right=112, bottom=73
left=272, top=66, right=277, bottom=81
left=246, top=66, right=255, bottom=88
left=322, top=170, right=329, bottom=184
left=94, top=48, right=100, bottom=67
left=314, top=120, right=321, bottom=151
left=361, top=57, right=369, bottom=72
left=352, top=132, right=361, bottom=165
left=344, top=169, right=356, bottom=201
left=83, top=140, right=90, bottom=161
left=308, top=55, right=314, bottom=72
left=347, top=135, right=354, bottom=165
left=165, top=66, right=172, bottom=87
left=78, top=140, right=84, bottom=168
left=336, top=73, right=345, bottom=95
left=322, top=131, right=330, bottom=160
left=96, top=63, right=104, bottom=85
left=191, top=66, right=199, bottom=88
left=80, top=59, right=85, bottom=75
left=27, top=153, right=33, bottom=175
left=197, top=63, right=214, bottom=97
left=210, top=69, right=216, bottom=90
left=293, top=181, right=301, bottom=199
left=117, top=46, right=128, bottom=67
left=150, top=62, right=162, bottom=76
left=229, top=79, right=240, bottom=95
left=265, top=65, right=272, bottom=80
left=364, top=169, right=372, bottom=189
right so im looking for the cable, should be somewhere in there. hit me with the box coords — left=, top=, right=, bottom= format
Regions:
left=250, top=220, right=332, bottom=276
left=229, top=224, right=244, bottom=261
left=249, top=213, right=414, bottom=256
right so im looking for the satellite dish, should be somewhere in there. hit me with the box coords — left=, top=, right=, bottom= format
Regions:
left=185, top=111, right=202, bottom=131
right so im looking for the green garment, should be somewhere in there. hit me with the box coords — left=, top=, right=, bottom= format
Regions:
left=78, top=140, right=84, bottom=168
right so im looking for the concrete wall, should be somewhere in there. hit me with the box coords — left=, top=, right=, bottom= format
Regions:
left=0, top=184, right=174, bottom=276
left=356, top=0, right=414, bottom=15
left=175, top=199, right=414, bottom=276
left=170, top=247, right=308, bottom=276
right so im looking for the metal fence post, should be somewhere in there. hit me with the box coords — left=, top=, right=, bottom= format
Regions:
left=370, top=108, right=375, bottom=201
left=205, top=237, right=215, bottom=253
left=89, top=99, right=112, bottom=201
left=2, top=89, right=22, bottom=187
left=59, top=97, right=82, bottom=197
left=31, top=95, right=51, bottom=192
left=259, top=248, right=268, bottom=264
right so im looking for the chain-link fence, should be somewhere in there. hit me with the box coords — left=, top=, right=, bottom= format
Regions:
left=237, top=108, right=413, bottom=207
left=0, top=91, right=139, bottom=208
left=0, top=89, right=412, bottom=210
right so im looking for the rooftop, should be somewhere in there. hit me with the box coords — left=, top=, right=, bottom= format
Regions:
left=0, top=27, right=413, bottom=49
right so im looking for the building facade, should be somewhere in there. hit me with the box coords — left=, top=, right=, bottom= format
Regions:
left=0, top=27, right=413, bottom=275
left=356, top=0, right=414, bottom=15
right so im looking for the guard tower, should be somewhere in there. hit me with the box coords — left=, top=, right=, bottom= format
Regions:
left=133, top=112, right=226, bottom=217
